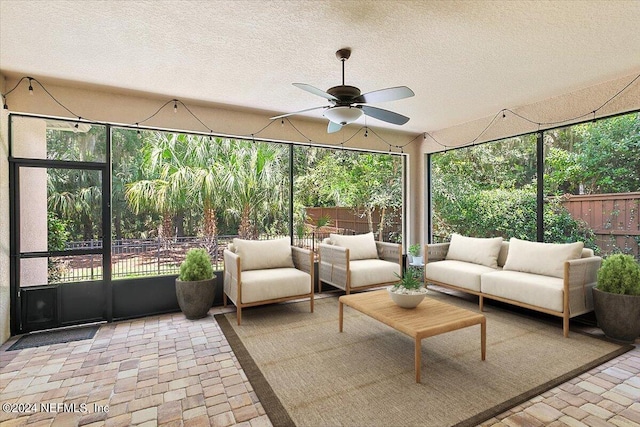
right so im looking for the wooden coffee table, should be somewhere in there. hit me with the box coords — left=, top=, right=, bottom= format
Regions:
left=339, top=289, right=486, bottom=383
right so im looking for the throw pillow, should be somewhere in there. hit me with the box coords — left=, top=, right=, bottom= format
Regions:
left=503, top=238, right=584, bottom=278
left=232, top=237, right=294, bottom=271
left=329, top=232, right=379, bottom=261
left=445, top=234, right=503, bottom=268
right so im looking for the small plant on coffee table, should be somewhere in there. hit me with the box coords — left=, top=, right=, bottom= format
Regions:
left=392, top=267, right=423, bottom=293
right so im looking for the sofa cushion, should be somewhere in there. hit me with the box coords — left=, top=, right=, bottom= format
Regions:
left=233, top=238, right=294, bottom=271
left=349, top=259, right=400, bottom=288
left=330, top=232, right=378, bottom=261
left=240, top=268, right=311, bottom=304
left=445, top=234, right=504, bottom=268
left=481, top=270, right=565, bottom=312
left=503, top=238, right=583, bottom=278
left=425, top=260, right=497, bottom=292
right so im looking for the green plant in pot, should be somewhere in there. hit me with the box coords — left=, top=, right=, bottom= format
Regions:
left=592, top=253, right=640, bottom=343
left=408, top=243, right=423, bottom=265
left=388, top=267, right=427, bottom=308
left=176, top=248, right=216, bottom=319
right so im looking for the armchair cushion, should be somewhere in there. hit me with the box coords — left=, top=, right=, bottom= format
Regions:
left=445, top=233, right=503, bottom=268
left=329, top=232, right=378, bottom=260
left=232, top=237, right=294, bottom=271
left=503, top=238, right=583, bottom=278
left=349, top=259, right=400, bottom=288
left=239, top=268, right=311, bottom=304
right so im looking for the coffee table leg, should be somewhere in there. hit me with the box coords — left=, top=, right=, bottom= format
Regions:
left=339, top=301, right=344, bottom=332
left=481, top=318, right=486, bottom=361
left=415, top=339, right=421, bottom=383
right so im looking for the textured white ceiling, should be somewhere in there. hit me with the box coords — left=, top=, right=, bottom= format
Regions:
left=1, top=0, right=639, bottom=134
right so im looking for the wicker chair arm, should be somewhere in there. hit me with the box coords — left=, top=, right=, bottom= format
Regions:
left=318, top=243, right=349, bottom=266
left=291, top=246, right=313, bottom=274
left=376, top=241, right=402, bottom=265
left=425, top=243, right=450, bottom=263
left=318, top=243, right=349, bottom=289
left=223, top=249, right=241, bottom=304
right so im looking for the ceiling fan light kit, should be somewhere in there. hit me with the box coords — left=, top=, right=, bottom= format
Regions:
left=323, top=105, right=363, bottom=125
left=271, top=48, right=414, bottom=133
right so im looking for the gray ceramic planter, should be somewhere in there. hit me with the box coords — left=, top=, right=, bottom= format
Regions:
left=592, top=287, right=640, bottom=343
left=176, top=278, right=216, bottom=319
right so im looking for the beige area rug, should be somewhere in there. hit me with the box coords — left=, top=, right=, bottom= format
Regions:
left=216, top=291, right=631, bottom=427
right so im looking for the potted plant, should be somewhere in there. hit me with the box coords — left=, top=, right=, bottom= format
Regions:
left=408, top=243, right=423, bottom=265
left=388, top=267, right=428, bottom=308
left=176, top=248, right=216, bottom=319
left=592, top=253, right=640, bottom=343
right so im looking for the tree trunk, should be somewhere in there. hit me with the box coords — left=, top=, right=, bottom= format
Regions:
left=160, top=212, right=173, bottom=239
left=175, top=211, right=185, bottom=237
left=239, top=205, right=255, bottom=239
left=378, top=207, right=387, bottom=241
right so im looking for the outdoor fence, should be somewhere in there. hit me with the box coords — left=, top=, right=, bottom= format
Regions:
left=57, top=230, right=354, bottom=283
left=561, top=192, right=640, bottom=259
left=306, top=206, right=401, bottom=241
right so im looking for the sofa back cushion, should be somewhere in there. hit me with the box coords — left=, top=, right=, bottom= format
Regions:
left=503, top=238, right=584, bottom=278
left=232, top=237, right=294, bottom=271
left=329, top=232, right=378, bottom=261
left=445, top=234, right=503, bottom=268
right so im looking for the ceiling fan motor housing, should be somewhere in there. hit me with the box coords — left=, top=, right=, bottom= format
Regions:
left=327, top=85, right=361, bottom=103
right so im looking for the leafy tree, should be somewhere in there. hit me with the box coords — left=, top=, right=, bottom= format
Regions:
left=293, top=148, right=402, bottom=241
left=545, top=113, right=640, bottom=194
left=46, top=125, right=105, bottom=240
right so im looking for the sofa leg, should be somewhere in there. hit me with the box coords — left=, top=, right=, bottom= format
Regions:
left=318, top=281, right=322, bottom=294
left=479, top=295, right=484, bottom=312
left=563, top=315, right=569, bottom=338
left=223, top=292, right=227, bottom=307
left=310, top=296, right=314, bottom=313
left=237, top=306, right=242, bottom=326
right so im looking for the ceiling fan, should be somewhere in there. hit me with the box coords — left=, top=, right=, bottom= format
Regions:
left=270, top=48, right=415, bottom=133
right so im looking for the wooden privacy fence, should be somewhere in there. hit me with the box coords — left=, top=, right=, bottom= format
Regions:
left=305, top=207, right=402, bottom=241
left=561, top=192, right=640, bottom=259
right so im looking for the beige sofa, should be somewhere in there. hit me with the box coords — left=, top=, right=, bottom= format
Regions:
left=318, top=232, right=402, bottom=294
left=223, top=237, right=314, bottom=325
left=424, top=234, right=601, bottom=337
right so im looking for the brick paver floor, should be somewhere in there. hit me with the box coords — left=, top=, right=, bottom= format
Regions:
left=1, top=295, right=638, bottom=427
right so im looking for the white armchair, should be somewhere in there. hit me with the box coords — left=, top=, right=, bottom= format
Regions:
left=223, top=237, right=314, bottom=325
left=318, top=232, right=402, bottom=294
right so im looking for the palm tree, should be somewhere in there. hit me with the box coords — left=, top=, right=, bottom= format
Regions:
left=125, top=132, right=192, bottom=239
left=222, top=142, right=288, bottom=239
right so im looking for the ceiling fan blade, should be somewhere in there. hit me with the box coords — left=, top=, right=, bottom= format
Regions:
left=327, top=121, right=343, bottom=133
left=360, top=105, right=410, bottom=125
left=293, top=83, right=339, bottom=101
left=270, top=105, right=328, bottom=120
left=353, top=86, right=415, bottom=104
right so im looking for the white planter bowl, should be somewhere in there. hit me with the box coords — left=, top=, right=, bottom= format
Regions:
left=388, top=286, right=428, bottom=308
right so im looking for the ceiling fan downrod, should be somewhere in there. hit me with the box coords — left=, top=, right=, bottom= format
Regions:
left=336, top=48, right=351, bottom=86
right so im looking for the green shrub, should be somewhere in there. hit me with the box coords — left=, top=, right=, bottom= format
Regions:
left=48, top=212, right=70, bottom=282
left=179, top=248, right=214, bottom=282
left=433, top=187, right=597, bottom=250
left=597, top=254, right=640, bottom=295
